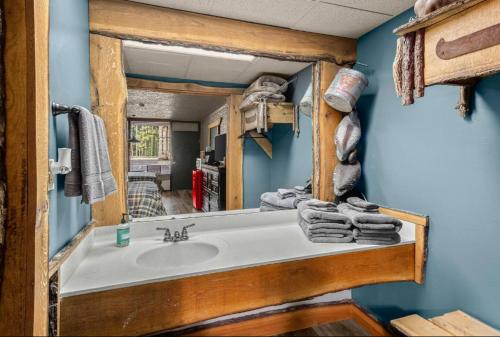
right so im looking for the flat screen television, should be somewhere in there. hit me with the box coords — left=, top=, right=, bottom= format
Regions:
left=214, top=134, right=227, bottom=162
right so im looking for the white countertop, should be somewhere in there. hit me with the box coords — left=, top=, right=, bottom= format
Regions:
left=60, top=210, right=416, bottom=298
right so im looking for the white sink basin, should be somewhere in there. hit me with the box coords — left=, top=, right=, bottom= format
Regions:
left=136, top=242, right=219, bottom=269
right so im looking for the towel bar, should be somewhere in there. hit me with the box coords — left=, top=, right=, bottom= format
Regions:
left=52, top=102, right=81, bottom=116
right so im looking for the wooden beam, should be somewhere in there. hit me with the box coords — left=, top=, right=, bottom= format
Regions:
left=0, top=0, right=50, bottom=335
left=393, top=0, right=486, bottom=36
left=127, top=77, right=244, bottom=96
left=48, top=221, right=95, bottom=277
left=312, top=61, right=344, bottom=201
left=89, top=0, right=357, bottom=64
left=90, top=34, right=129, bottom=227
left=226, top=95, right=244, bottom=210
left=60, top=244, right=415, bottom=336
left=249, top=131, right=273, bottom=159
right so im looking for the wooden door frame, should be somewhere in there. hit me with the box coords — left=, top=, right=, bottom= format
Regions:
left=0, top=0, right=50, bottom=335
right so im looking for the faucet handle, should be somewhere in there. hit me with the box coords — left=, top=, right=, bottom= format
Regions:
left=157, top=227, right=172, bottom=241
left=182, top=223, right=196, bottom=231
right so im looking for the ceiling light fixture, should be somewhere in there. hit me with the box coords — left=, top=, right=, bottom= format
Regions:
left=123, top=40, right=256, bottom=62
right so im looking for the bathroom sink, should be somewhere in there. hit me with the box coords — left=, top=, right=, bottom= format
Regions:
left=136, top=242, right=219, bottom=269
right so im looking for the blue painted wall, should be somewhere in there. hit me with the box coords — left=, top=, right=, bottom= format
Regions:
left=48, top=0, right=92, bottom=258
left=243, top=66, right=313, bottom=208
left=352, top=9, right=500, bottom=329
left=270, top=66, right=313, bottom=191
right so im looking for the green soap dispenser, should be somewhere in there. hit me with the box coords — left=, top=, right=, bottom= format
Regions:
left=117, top=213, right=130, bottom=247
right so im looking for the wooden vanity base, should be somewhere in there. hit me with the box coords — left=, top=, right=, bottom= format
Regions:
left=60, top=244, right=414, bottom=336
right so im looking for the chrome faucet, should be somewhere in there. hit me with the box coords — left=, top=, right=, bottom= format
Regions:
left=156, top=224, right=195, bottom=242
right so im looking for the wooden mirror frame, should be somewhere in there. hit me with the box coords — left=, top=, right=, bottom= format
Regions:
left=88, top=0, right=357, bottom=227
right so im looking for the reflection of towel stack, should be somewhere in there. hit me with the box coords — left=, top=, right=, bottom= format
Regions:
left=260, top=191, right=312, bottom=212
left=338, top=198, right=403, bottom=245
left=298, top=200, right=354, bottom=243
left=299, top=83, right=313, bottom=117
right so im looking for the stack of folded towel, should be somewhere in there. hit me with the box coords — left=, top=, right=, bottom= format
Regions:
left=338, top=197, right=403, bottom=245
left=260, top=187, right=312, bottom=212
left=297, top=199, right=354, bottom=243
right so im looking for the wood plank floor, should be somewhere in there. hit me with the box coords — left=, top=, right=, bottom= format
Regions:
left=162, top=189, right=202, bottom=216
left=277, top=320, right=371, bottom=337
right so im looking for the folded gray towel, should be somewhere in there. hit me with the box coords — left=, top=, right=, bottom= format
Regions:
left=354, top=229, right=401, bottom=245
left=333, top=161, right=361, bottom=197
left=79, top=109, right=117, bottom=204
left=347, top=197, right=379, bottom=211
left=294, top=185, right=312, bottom=194
left=345, top=204, right=379, bottom=213
left=64, top=112, right=82, bottom=197
left=294, top=194, right=312, bottom=207
left=260, top=204, right=285, bottom=212
left=338, top=203, right=403, bottom=231
left=261, top=192, right=296, bottom=209
left=277, top=188, right=296, bottom=199
left=310, top=236, right=354, bottom=243
left=357, top=228, right=400, bottom=234
left=300, top=219, right=353, bottom=237
left=298, top=202, right=352, bottom=227
left=303, top=199, right=338, bottom=212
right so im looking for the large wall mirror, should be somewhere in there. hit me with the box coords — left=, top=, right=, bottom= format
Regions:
left=120, top=40, right=315, bottom=219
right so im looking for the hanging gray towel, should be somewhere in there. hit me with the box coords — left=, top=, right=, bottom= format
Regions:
left=64, top=112, right=82, bottom=197
left=333, top=161, right=361, bottom=197
left=335, top=110, right=361, bottom=162
left=79, top=108, right=117, bottom=204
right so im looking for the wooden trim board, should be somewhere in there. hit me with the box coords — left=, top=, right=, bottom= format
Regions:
left=0, top=0, right=50, bottom=335
left=48, top=221, right=95, bottom=278
left=168, top=301, right=389, bottom=337
left=225, top=95, right=244, bottom=210
left=312, top=61, right=344, bottom=201
left=380, top=206, right=429, bottom=285
left=127, top=77, right=244, bottom=97
left=90, top=34, right=129, bottom=227
left=60, top=244, right=414, bottom=336
left=248, top=131, right=273, bottom=159
left=392, top=314, right=454, bottom=336
left=90, top=0, right=356, bottom=65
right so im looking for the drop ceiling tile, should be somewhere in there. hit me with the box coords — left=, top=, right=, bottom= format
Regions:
left=291, top=2, right=390, bottom=38
left=320, top=0, right=414, bottom=16
left=209, top=0, right=316, bottom=28
left=129, top=0, right=214, bottom=13
left=237, top=58, right=310, bottom=83
left=186, top=55, right=252, bottom=83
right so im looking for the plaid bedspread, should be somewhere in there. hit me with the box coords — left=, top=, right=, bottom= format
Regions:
left=128, top=181, right=167, bottom=218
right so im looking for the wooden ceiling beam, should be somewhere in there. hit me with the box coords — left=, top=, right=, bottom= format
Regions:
left=89, top=0, right=357, bottom=65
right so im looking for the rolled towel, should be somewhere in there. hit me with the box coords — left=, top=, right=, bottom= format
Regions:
left=277, top=188, right=296, bottom=199
left=347, top=197, right=379, bottom=211
left=335, top=110, right=361, bottom=162
left=303, top=198, right=338, bottom=212
left=333, top=161, right=361, bottom=197
left=338, top=203, right=403, bottom=231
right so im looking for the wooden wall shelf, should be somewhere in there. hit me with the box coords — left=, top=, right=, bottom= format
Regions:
left=243, top=102, right=295, bottom=158
left=394, top=0, right=500, bottom=86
